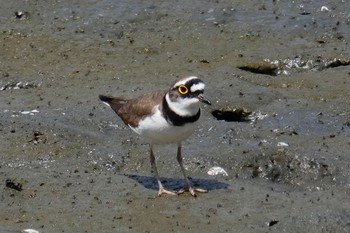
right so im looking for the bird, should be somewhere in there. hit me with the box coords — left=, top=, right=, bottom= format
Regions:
left=99, top=76, right=211, bottom=197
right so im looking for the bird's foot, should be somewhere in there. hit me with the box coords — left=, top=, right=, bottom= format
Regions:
left=177, top=186, right=208, bottom=197
left=158, top=187, right=177, bottom=197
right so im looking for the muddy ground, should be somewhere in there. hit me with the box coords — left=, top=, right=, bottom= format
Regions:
left=0, top=0, right=349, bottom=232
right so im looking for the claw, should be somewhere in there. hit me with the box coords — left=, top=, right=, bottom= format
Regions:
left=177, top=186, right=208, bottom=197
left=158, top=187, right=177, bottom=196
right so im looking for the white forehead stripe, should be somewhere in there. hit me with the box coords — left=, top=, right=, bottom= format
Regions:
left=190, top=82, right=205, bottom=92
left=174, top=76, right=199, bottom=87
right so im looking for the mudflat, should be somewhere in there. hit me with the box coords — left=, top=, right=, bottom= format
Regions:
left=1, top=1, right=349, bottom=232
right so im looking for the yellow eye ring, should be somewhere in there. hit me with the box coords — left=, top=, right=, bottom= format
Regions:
left=178, top=85, right=189, bottom=95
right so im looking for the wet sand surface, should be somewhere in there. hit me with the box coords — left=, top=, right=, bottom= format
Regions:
left=1, top=1, right=349, bottom=232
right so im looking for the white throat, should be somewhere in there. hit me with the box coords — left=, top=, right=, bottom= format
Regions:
left=165, top=93, right=200, bottom=117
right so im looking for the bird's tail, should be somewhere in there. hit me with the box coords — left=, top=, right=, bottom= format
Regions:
left=99, top=94, right=128, bottom=112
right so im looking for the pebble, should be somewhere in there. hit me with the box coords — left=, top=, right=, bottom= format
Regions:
left=22, top=229, right=40, bottom=233
left=277, top=142, right=289, bottom=147
left=207, top=167, right=228, bottom=176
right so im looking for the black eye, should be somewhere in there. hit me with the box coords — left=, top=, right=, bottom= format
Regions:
left=178, top=85, right=189, bottom=95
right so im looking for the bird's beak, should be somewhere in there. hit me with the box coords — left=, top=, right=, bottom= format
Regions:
left=198, top=93, right=211, bottom=105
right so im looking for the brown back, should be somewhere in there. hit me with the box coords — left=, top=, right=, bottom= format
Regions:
left=99, top=90, right=166, bottom=128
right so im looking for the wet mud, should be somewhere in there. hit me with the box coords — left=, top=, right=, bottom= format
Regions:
left=1, top=1, right=349, bottom=232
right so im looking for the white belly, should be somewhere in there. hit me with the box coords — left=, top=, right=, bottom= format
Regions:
left=130, top=108, right=197, bottom=144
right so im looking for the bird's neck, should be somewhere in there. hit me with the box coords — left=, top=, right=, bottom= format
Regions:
left=162, top=94, right=200, bottom=126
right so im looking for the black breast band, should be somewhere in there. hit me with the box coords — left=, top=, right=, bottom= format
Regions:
left=162, top=97, right=200, bottom=126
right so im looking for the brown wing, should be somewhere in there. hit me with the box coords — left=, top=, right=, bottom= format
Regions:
left=99, top=91, right=166, bottom=127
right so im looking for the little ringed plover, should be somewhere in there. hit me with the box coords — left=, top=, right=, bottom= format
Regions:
left=99, top=76, right=211, bottom=197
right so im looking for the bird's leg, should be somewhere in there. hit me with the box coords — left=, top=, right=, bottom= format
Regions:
left=176, top=144, right=208, bottom=197
left=149, top=146, right=176, bottom=196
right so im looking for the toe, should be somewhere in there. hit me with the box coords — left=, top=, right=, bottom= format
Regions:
left=194, top=188, right=208, bottom=193
left=158, top=188, right=176, bottom=196
left=177, top=186, right=208, bottom=197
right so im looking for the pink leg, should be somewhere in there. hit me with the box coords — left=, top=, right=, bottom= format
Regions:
left=176, top=144, right=207, bottom=197
left=149, top=146, right=176, bottom=196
